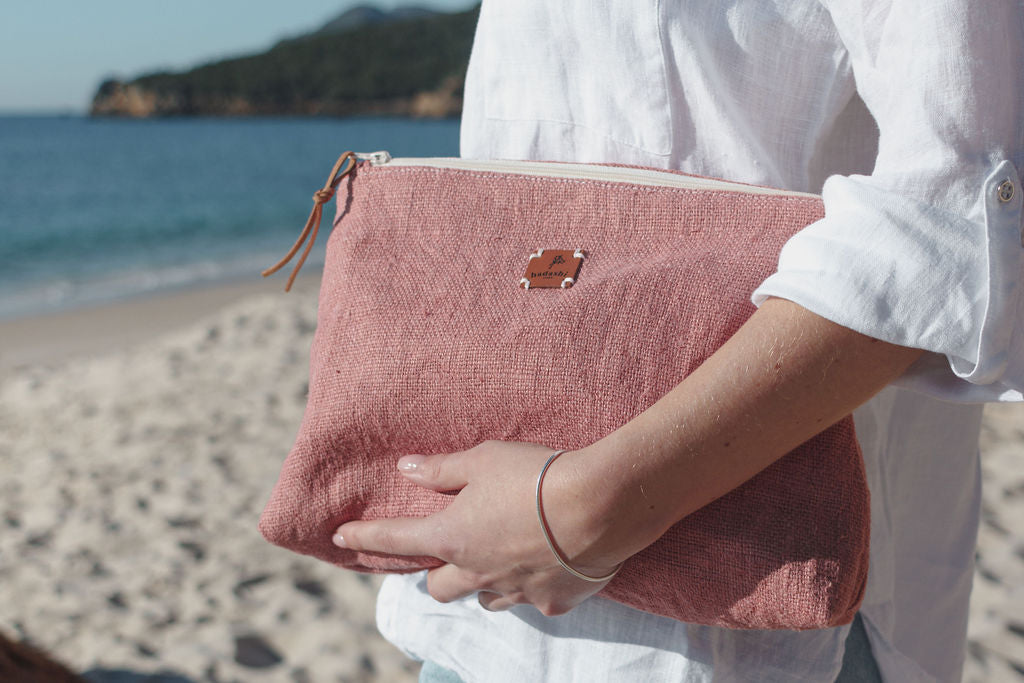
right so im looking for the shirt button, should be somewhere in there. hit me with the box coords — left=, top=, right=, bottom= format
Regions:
left=997, top=179, right=1015, bottom=203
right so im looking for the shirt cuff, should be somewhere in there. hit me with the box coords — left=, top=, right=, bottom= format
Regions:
left=752, top=161, right=1024, bottom=403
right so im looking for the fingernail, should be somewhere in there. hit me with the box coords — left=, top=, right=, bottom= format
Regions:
left=332, top=533, right=347, bottom=548
left=397, top=454, right=424, bottom=472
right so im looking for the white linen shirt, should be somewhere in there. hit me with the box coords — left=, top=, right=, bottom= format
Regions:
left=377, top=1, right=1024, bottom=681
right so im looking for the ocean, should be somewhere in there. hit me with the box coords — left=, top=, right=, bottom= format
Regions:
left=0, top=115, right=460, bottom=320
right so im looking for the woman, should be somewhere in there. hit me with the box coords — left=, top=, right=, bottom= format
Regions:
left=334, top=2, right=1024, bottom=681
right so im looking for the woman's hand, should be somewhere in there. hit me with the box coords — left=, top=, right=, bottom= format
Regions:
left=332, top=441, right=626, bottom=615
left=332, top=300, right=925, bottom=617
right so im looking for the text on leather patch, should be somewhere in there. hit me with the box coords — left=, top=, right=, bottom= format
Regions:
left=519, top=249, right=585, bottom=289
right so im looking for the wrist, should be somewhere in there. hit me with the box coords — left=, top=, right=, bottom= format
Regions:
left=540, top=438, right=675, bottom=575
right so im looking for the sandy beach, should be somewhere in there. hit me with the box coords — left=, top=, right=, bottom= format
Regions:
left=1, top=277, right=1021, bottom=682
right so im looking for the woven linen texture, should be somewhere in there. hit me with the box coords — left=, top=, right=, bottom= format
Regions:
left=259, top=162, right=869, bottom=630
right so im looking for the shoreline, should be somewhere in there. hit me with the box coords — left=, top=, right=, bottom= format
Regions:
left=0, top=271, right=321, bottom=372
left=0, top=271, right=420, bottom=682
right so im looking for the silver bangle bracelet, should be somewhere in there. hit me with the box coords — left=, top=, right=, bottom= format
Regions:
left=535, top=449, right=622, bottom=583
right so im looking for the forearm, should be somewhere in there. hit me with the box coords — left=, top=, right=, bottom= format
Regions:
left=545, top=297, right=925, bottom=572
left=333, top=297, right=926, bottom=611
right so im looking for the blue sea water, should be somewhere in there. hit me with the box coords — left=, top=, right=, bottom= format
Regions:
left=0, top=115, right=460, bottom=319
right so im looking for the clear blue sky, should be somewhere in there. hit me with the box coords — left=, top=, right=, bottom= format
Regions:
left=0, top=1, right=478, bottom=113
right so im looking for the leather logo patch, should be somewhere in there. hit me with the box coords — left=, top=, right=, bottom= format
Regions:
left=520, top=249, right=585, bottom=289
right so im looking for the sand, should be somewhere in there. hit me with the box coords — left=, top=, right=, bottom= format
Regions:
left=0, top=279, right=1021, bottom=682
left=0, top=276, right=418, bottom=683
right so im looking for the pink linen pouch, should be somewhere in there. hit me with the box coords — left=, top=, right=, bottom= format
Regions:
left=259, top=155, right=869, bottom=630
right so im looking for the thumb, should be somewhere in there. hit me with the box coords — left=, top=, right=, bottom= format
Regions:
left=397, top=451, right=471, bottom=492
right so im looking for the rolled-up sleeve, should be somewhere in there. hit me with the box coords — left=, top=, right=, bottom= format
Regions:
left=752, top=0, right=1024, bottom=402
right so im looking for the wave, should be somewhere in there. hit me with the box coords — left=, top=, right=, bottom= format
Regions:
left=0, top=249, right=324, bottom=320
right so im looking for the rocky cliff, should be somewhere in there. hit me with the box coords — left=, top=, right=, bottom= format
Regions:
left=90, top=5, right=478, bottom=118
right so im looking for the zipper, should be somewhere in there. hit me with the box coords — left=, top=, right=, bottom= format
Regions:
left=267, top=149, right=820, bottom=292
left=354, top=150, right=818, bottom=199
left=356, top=150, right=393, bottom=166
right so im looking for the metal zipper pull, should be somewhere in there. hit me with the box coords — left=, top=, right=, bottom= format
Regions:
left=356, top=150, right=392, bottom=166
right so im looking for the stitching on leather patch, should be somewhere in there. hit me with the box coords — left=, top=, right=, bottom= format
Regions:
left=519, top=249, right=585, bottom=289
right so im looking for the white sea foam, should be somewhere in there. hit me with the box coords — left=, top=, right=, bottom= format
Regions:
left=0, top=250, right=325, bottom=320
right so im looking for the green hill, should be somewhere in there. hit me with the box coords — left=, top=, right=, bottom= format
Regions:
left=90, top=4, right=479, bottom=118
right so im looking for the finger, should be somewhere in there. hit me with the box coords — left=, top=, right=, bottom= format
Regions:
left=396, top=450, right=475, bottom=492
left=477, top=591, right=514, bottom=612
left=425, top=563, right=484, bottom=603
left=333, top=516, right=443, bottom=559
